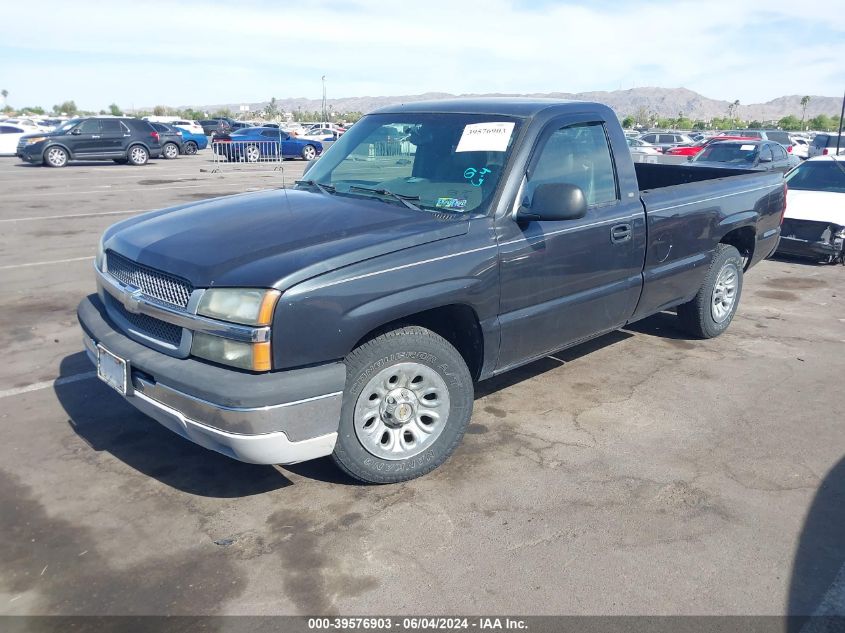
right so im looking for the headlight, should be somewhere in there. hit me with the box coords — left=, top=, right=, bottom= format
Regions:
left=196, top=288, right=280, bottom=326
left=191, top=333, right=271, bottom=371
left=24, top=136, right=47, bottom=145
left=95, top=235, right=106, bottom=271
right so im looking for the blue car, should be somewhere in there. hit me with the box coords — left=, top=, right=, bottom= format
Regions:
left=171, top=126, right=208, bottom=155
left=213, top=127, right=323, bottom=162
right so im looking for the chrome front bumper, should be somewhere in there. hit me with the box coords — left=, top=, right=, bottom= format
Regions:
left=83, top=334, right=339, bottom=464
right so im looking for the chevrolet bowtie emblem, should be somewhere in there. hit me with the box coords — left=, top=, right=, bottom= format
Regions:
left=123, top=287, right=144, bottom=314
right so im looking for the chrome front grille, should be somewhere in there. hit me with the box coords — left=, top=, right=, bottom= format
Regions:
left=105, top=294, right=183, bottom=347
left=106, top=250, right=193, bottom=309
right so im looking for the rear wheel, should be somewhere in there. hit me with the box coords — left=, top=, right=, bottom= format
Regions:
left=332, top=326, right=473, bottom=483
left=245, top=144, right=260, bottom=162
left=184, top=141, right=198, bottom=155
left=678, top=244, right=743, bottom=338
left=127, top=145, right=149, bottom=166
left=301, top=144, right=317, bottom=160
left=44, top=146, right=68, bottom=168
left=162, top=143, right=179, bottom=159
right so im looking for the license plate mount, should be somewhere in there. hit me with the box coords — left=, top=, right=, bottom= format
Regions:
left=97, top=345, right=131, bottom=396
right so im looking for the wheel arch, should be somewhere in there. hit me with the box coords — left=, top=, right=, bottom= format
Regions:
left=718, top=223, right=756, bottom=269
left=350, top=303, right=485, bottom=381
left=42, top=142, right=73, bottom=160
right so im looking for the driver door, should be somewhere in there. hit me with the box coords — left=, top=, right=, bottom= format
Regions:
left=495, top=116, right=646, bottom=370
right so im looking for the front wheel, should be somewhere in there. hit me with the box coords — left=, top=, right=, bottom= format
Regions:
left=301, top=144, right=317, bottom=160
left=44, top=146, right=68, bottom=168
left=678, top=244, right=743, bottom=338
left=332, top=326, right=473, bottom=483
left=184, top=141, right=198, bottom=155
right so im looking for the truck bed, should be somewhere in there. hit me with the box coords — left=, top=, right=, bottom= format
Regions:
left=634, top=162, right=758, bottom=191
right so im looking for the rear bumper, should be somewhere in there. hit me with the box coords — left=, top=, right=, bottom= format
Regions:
left=77, top=294, right=345, bottom=465
left=776, top=235, right=842, bottom=260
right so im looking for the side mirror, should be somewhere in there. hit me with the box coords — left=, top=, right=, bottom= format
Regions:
left=758, top=154, right=772, bottom=163
left=517, top=183, right=588, bottom=222
left=71, top=128, right=82, bottom=135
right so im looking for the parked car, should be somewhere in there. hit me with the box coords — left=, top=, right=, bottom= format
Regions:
left=718, top=129, right=799, bottom=156
left=168, top=119, right=204, bottom=136
left=0, top=124, right=30, bottom=155
left=78, top=98, right=785, bottom=482
left=149, top=122, right=184, bottom=159
left=16, top=117, right=161, bottom=167
left=637, top=132, right=695, bottom=152
left=787, top=137, right=809, bottom=160
left=3, top=117, right=51, bottom=131
left=689, top=140, right=795, bottom=172
left=664, top=135, right=758, bottom=157
left=776, top=156, right=845, bottom=263
left=626, top=137, right=661, bottom=154
left=298, top=127, right=343, bottom=144
left=174, top=127, right=208, bottom=155
left=212, top=126, right=323, bottom=161
left=808, top=134, right=844, bottom=158
left=199, top=118, right=238, bottom=136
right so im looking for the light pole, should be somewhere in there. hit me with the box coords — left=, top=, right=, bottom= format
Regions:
left=836, top=87, right=844, bottom=156
left=321, top=75, right=327, bottom=123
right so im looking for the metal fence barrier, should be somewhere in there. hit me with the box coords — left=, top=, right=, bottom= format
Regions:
left=209, top=139, right=285, bottom=173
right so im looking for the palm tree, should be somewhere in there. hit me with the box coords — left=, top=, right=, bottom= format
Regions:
left=800, top=95, right=811, bottom=128
left=1, top=89, right=7, bottom=105
left=732, top=100, right=740, bottom=124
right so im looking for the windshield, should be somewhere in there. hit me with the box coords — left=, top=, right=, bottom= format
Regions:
left=55, top=119, right=82, bottom=133
left=694, top=143, right=759, bottom=164
left=785, top=160, right=845, bottom=193
left=300, top=112, right=523, bottom=214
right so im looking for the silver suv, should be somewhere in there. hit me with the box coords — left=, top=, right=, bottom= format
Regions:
left=638, top=132, right=695, bottom=152
left=808, top=134, right=844, bottom=158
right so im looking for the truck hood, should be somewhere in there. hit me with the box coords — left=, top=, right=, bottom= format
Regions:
left=105, top=188, right=469, bottom=290
left=784, top=189, right=845, bottom=224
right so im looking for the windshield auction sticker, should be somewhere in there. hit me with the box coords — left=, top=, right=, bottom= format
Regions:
left=456, top=122, right=515, bottom=152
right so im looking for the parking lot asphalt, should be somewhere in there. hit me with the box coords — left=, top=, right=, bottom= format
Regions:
left=1, top=152, right=844, bottom=617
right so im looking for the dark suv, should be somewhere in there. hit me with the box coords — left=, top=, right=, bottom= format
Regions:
left=16, top=117, right=162, bottom=167
left=149, top=122, right=184, bottom=159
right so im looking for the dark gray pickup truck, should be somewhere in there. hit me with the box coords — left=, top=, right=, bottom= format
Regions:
left=78, top=99, right=785, bottom=483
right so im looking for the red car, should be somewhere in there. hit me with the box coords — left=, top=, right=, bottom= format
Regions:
left=665, top=136, right=759, bottom=157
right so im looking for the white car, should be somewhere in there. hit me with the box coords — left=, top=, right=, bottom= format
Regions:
left=3, top=118, right=50, bottom=132
left=776, top=156, right=845, bottom=263
left=0, top=124, right=30, bottom=155
left=789, top=137, right=809, bottom=160
left=169, top=119, right=204, bottom=136
left=626, top=137, right=661, bottom=155
left=298, top=127, right=343, bottom=143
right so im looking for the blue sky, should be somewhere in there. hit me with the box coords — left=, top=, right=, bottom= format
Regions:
left=0, top=0, right=842, bottom=111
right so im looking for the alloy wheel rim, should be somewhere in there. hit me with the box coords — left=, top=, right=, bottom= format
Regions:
left=48, top=148, right=66, bottom=166
left=247, top=146, right=260, bottom=162
left=165, top=144, right=177, bottom=158
left=304, top=146, right=315, bottom=160
left=131, top=147, right=146, bottom=163
left=711, top=263, right=739, bottom=323
left=353, top=362, right=450, bottom=460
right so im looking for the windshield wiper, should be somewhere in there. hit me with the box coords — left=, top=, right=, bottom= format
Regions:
left=294, top=180, right=336, bottom=195
left=348, top=185, right=421, bottom=211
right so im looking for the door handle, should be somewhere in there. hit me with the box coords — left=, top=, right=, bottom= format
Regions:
left=610, top=223, right=632, bottom=244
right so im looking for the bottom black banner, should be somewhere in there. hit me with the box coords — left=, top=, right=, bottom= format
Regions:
left=1, top=616, right=844, bottom=633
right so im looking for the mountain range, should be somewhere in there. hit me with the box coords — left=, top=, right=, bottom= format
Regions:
left=190, top=87, right=843, bottom=121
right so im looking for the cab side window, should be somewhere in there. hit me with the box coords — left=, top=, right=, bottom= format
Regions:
left=77, top=119, right=101, bottom=134
left=528, top=122, right=618, bottom=208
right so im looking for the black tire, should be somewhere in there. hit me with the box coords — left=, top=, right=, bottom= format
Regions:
left=332, top=326, right=473, bottom=484
left=678, top=244, right=743, bottom=338
left=127, top=144, right=149, bottom=166
left=162, top=143, right=179, bottom=160
left=184, top=141, right=198, bottom=155
left=43, top=146, right=68, bottom=168
left=301, top=144, right=317, bottom=161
